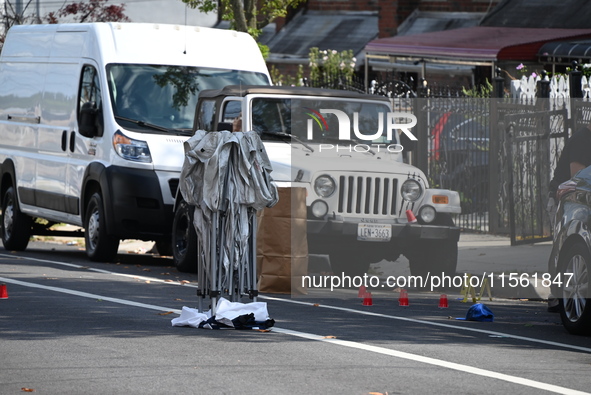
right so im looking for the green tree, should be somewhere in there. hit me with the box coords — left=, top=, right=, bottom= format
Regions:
left=181, top=0, right=304, bottom=56
left=308, top=47, right=355, bottom=82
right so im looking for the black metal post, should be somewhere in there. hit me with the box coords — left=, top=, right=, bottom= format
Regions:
left=493, top=67, right=505, bottom=99
left=537, top=70, right=550, bottom=99
left=570, top=61, right=583, bottom=99
left=415, top=79, right=429, bottom=173
left=418, top=78, right=429, bottom=98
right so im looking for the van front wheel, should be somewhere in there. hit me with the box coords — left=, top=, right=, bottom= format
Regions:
left=1, top=186, right=32, bottom=251
left=84, top=192, right=119, bottom=262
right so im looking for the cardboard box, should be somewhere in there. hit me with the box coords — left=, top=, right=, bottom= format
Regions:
left=257, top=187, right=308, bottom=294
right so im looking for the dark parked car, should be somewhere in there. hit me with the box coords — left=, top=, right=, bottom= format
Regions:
left=548, top=165, right=591, bottom=335
left=429, top=112, right=489, bottom=213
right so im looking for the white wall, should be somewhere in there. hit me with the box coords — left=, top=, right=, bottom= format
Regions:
left=122, top=0, right=217, bottom=26
left=8, top=0, right=218, bottom=27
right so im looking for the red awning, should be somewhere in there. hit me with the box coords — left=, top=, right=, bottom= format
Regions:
left=365, top=27, right=591, bottom=62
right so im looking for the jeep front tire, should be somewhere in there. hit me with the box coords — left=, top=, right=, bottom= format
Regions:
left=172, top=199, right=198, bottom=273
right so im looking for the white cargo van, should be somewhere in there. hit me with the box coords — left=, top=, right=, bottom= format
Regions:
left=0, top=22, right=270, bottom=261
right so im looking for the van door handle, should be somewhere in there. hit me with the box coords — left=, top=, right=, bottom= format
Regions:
left=70, top=131, right=76, bottom=152
left=61, top=130, right=67, bottom=151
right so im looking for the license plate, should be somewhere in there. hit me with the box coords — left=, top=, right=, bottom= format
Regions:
left=357, top=223, right=392, bottom=242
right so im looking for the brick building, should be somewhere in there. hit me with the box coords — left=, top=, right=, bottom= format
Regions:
left=266, top=0, right=500, bottom=88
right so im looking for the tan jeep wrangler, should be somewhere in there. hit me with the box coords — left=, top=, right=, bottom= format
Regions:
left=173, top=85, right=461, bottom=277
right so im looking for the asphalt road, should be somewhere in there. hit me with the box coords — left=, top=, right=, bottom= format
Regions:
left=1, top=239, right=591, bottom=394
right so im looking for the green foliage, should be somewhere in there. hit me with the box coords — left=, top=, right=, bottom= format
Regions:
left=462, top=79, right=493, bottom=98
left=258, top=43, right=270, bottom=60
left=182, top=0, right=305, bottom=38
left=180, top=0, right=303, bottom=60
left=270, top=65, right=304, bottom=86
left=308, top=47, right=356, bottom=83
left=270, top=47, right=357, bottom=88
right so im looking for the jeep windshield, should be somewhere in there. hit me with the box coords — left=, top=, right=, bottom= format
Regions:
left=250, top=97, right=396, bottom=145
left=107, top=64, right=269, bottom=135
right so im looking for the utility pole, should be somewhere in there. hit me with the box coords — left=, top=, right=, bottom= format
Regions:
left=2, top=0, right=8, bottom=38
left=15, top=0, right=22, bottom=18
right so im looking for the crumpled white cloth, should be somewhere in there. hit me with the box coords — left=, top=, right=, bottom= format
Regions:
left=171, top=306, right=211, bottom=328
left=171, top=297, right=270, bottom=329
left=215, top=297, right=269, bottom=322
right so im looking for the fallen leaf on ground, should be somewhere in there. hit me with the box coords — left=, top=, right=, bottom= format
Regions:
left=158, top=311, right=174, bottom=315
left=21, top=388, right=35, bottom=392
left=323, top=335, right=336, bottom=339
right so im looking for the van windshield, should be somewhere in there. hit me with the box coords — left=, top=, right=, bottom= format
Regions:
left=107, top=64, right=269, bottom=134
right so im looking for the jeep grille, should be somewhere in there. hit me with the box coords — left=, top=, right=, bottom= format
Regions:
left=337, top=176, right=398, bottom=215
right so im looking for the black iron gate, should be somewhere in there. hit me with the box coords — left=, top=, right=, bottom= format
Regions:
left=502, top=107, right=568, bottom=245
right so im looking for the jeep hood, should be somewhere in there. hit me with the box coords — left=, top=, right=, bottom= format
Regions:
left=263, top=141, right=423, bottom=183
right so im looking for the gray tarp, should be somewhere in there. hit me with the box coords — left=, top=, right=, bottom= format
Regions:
left=179, top=130, right=279, bottom=281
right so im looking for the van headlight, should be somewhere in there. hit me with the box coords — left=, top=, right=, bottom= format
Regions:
left=314, top=175, right=336, bottom=197
left=401, top=179, right=422, bottom=201
left=113, top=130, right=152, bottom=163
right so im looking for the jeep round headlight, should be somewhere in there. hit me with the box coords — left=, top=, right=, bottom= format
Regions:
left=314, top=175, right=336, bottom=197
left=401, top=179, right=422, bottom=202
left=310, top=200, right=329, bottom=218
left=419, top=205, right=436, bottom=223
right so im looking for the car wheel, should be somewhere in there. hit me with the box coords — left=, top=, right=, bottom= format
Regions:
left=84, top=192, right=119, bottom=262
left=558, top=242, right=591, bottom=335
left=1, top=186, right=32, bottom=251
left=172, top=200, right=197, bottom=273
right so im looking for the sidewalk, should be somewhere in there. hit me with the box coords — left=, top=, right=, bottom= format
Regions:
left=372, top=231, right=554, bottom=300
left=33, top=224, right=158, bottom=255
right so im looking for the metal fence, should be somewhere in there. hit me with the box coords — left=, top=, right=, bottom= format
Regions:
left=414, top=97, right=490, bottom=232
left=304, top=69, right=591, bottom=238
left=495, top=104, right=567, bottom=244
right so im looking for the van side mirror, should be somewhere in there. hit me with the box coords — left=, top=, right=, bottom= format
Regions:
left=79, top=101, right=99, bottom=137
